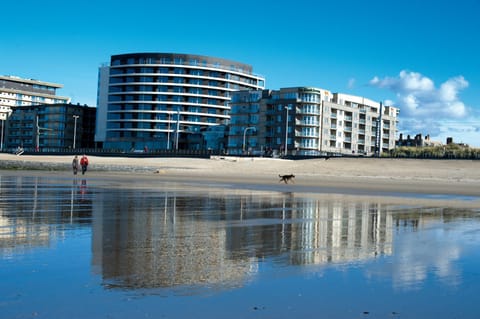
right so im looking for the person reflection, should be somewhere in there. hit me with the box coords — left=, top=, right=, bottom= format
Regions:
left=79, top=179, right=87, bottom=200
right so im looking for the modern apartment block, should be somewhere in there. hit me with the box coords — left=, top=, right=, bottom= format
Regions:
left=5, top=103, right=96, bottom=151
left=0, top=75, right=70, bottom=110
left=228, top=87, right=399, bottom=156
left=0, top=75, right=71, bottom=150
left=324, top=93, right=399, bottom=155
left=96, top=52, right=265, bottom=151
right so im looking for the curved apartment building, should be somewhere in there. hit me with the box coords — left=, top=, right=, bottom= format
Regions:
left=96, top=53, right=265, bottom=150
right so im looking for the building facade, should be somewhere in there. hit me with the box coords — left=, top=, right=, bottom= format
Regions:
left=0, top=75, right=71, bottom=150
left=0, top=75, right=70, bottom=110
left=96, top=53, right=265, bottom=151
left=5, top=103, right=96, bottom=151
left=228, top=87, right=399, bottom=156
left=324, top=93, right=398, bottom=155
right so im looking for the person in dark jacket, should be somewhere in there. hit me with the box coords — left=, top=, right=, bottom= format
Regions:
left=72, top=155, right=79, bottom=175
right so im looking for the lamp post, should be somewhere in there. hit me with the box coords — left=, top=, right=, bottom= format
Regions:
left=167, top=112, right=171, bottom=150
left=284, top=106, right=289, bottom=156
left=73, top=115, right=79, bottom=149
left=242, top=126, right=256, bottom=154
left=0, top=118, right=4, bottom=151
left=175, top=109, right=180, bottom=150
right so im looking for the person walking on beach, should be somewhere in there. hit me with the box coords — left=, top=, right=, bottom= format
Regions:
left=80, top=154, right=89, bottom=175
left=72, top=155, right=79, bottom=175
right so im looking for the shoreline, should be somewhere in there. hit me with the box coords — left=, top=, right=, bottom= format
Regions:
left=1, top=153, right=480, bottom=209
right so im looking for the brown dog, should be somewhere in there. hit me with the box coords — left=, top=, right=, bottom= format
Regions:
left=279, top=174, right=295, bottom=184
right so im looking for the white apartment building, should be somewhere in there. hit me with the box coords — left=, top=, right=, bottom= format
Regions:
left=229, top=87, right=399, bottom=156
left=323, top=93, right=399, bottom=155
left=0, top=75, right=70, bottom=110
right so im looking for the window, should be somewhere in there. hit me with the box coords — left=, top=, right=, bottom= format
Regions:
left=110, top=77, right=123, bottom=84
left=174, top=68, right=185, bottom=74
left=110, top=68, right=123, bottom=75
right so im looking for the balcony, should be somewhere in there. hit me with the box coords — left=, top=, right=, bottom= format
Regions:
left=295, top=130, right=319, bottom=138
left=295, top=120, right=319, bottom=126
left=299, top=144, right=318, bottom=150
left=298, top=108, right=319, bottom=115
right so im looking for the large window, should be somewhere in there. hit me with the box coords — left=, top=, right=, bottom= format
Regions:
left=174, top=68, right=185, bottom=74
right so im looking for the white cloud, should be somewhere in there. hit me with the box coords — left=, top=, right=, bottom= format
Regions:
left=370, top=70, right=468, bottom=118
left=369, top=70, right=479, bottom=146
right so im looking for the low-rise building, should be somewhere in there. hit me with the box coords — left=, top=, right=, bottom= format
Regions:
left=5, top=103, right=96, bottom=151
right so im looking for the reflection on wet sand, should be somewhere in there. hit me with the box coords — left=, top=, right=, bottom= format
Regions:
left=1, top=175, right=479, bottom=294
left=91, top=192, right=396, bottom=291
left=0, top=176, right=92, bottom=253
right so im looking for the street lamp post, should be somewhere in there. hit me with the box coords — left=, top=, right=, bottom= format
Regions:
left=0, top=118, right=4, bottom=151
left=284, top=106, right=289, bottom=156
left=73, top=115, right=79, bottom=149
left=242, top=126, right=256, bottom=154
left=175, top=110, right=180, bottom=150
left=167, top=112, right=171, bottom=150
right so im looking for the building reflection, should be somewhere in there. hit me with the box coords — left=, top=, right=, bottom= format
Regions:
left=290, top=200, right=393, bottom=265
left=0, top=175, right=92, bottom=253
left=1, top=175, right=478, bottom=292
left=91, top=190, right=395, bottom=290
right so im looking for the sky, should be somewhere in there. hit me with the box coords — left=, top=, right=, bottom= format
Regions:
left=2, top=0, right=479, bottom=146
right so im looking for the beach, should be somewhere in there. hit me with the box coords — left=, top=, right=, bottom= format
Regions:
left=1, top=153, right=480, bottom=208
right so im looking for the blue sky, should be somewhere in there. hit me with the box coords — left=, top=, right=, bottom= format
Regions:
left=2, top=0, right=479, bottom=146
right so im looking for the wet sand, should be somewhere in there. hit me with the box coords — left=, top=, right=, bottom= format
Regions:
left=1, top=153, right=480, bottom=208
